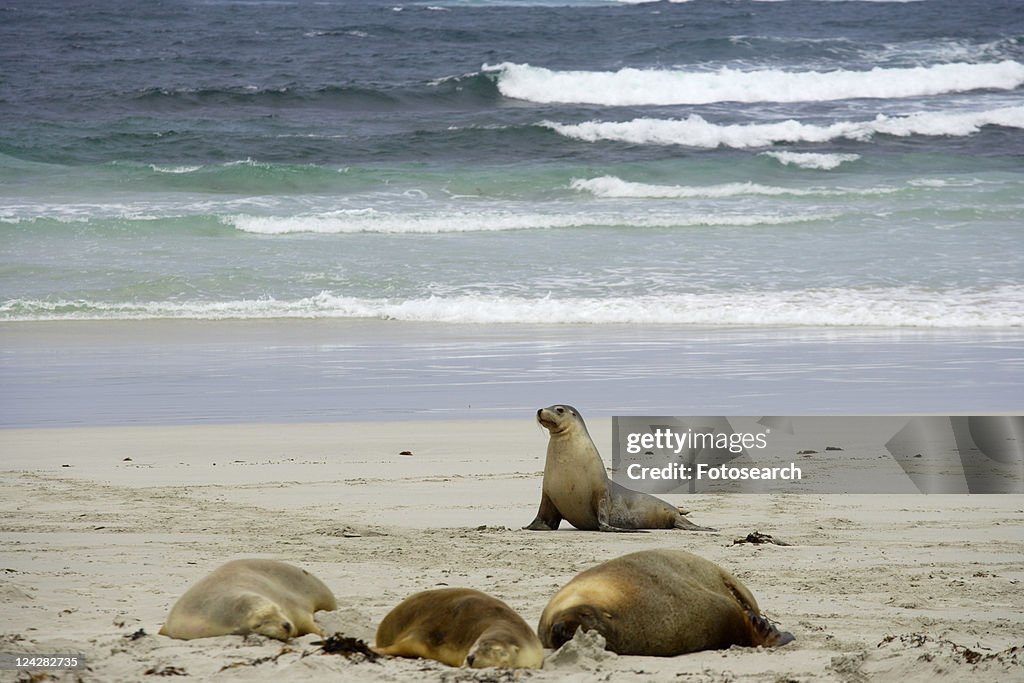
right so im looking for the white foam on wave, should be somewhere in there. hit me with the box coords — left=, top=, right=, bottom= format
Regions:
left=4, top=287, right=1021, bottom=327
left=0, top=203, right=167, bottom=223
left=545, top=106, right=1024, bottom=148
left=486, top=60, right=1024, bottom=105
left=762, top=152, right=861, bottom=170
left=0, top=196, right=283, bottom=223
left=571, top=175, right=891, bottom=198
left=226, top=208, right=829, bottom=234
left=149, top=164, right=204, bottom=174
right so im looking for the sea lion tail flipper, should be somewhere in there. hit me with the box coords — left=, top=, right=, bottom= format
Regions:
left=373, top=636, right=436, bottom=660
left=744, top=608, right=795, bottom=648
left=673, top=515, right=717, bottom=532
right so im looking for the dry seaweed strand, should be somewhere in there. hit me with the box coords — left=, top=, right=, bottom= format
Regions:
left=314, top=633, right=381, bottom=662
left=731, top=531, right=793, bottom=546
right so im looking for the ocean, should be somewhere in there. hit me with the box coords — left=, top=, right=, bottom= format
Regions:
left=1, top=0, right=1023, bottom=426
left=2, top=0, right=1022, bottom=326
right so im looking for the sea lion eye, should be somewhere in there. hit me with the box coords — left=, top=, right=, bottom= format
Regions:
left=556, top=407, right=564, bottom=414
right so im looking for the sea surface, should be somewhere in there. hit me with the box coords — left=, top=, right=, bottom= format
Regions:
left=2, top=0, right=1023, bottom=428
left=2, top=0, right=1022, bottom=327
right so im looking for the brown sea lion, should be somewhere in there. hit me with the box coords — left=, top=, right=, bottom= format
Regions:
left=538, top=548, right=794, bottom=656
left=375, top=588, right=543, bottom=669
left=525, top=404, right=712, bottom=532
left=159, top=559, right=337, bottom=641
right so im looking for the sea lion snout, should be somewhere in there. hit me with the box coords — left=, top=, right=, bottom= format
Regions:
left=537, top=404, right=578, bottom=432
left=548, top=618, right=581, bottom=647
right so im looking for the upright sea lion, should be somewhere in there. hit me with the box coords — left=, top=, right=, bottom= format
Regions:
left=525, top=404, right=712, bottom=532
left=159, top=559, right=337, bottom=641
left=375, top=588, right=543, bottom=669
left=538, top=549, right=794, bottom=656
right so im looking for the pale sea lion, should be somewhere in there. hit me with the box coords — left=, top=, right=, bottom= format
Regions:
left=159, top=559, right=337, bottom=641
left=525, top=404, right=712, bottom=532
left=375, top=588, right=544, bottom=669
left=538, top=549, right=794, bottom=656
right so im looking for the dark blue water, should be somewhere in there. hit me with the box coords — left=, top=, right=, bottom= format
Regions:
left=3, top=0, right=1022, bottom=165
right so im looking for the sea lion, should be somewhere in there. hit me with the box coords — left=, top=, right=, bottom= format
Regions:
left=525, top=404, right=712, bottom=532
left=538, top=549, right=794, bottom=656
left=159, top=559, right=337, bottom=641
left=374, top=588, right=543, bottom=669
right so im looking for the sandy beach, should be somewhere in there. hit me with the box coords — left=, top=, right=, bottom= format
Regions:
left=2, top=419, right=1021, bottom=682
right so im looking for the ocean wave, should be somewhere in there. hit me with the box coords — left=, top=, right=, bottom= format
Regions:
left=225, top=209, right=830, bottom=234
left=545, top=106, right=1024, bottom=148
left=570, top=175, right=891, bottom=198
left=761, top=152, right=861, bottom=170
left=4, top=287, right=1021, bottom=327
left=485, top=60, right=1024, bottom=105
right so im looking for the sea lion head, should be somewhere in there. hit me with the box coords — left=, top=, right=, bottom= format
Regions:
left=546, top=604, right=613, bottom=649
left=464, top=636, right=518, bottom=668
left=537, top=404, right=584, bottom=435
left=243, top=599, right=296, bottom=641
left=464, top=625, right=544, bottom=669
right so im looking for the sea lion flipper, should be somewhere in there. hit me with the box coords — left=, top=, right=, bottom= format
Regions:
left=374, top=636, right=435, bottom=661
left=743, top=607, right=795, bottom=648
left=673, top=516, right=717, bottom=532
left=524, top=493, right=562, bottom=531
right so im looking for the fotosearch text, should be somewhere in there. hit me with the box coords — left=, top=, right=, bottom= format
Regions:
left=626, top=462, right=802, bottom=482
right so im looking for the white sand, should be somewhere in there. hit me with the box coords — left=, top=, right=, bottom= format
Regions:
left=1, top=419, right=1022, bottom=682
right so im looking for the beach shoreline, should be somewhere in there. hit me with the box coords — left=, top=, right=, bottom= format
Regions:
left=3, top=319, right=1022, bottom=429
